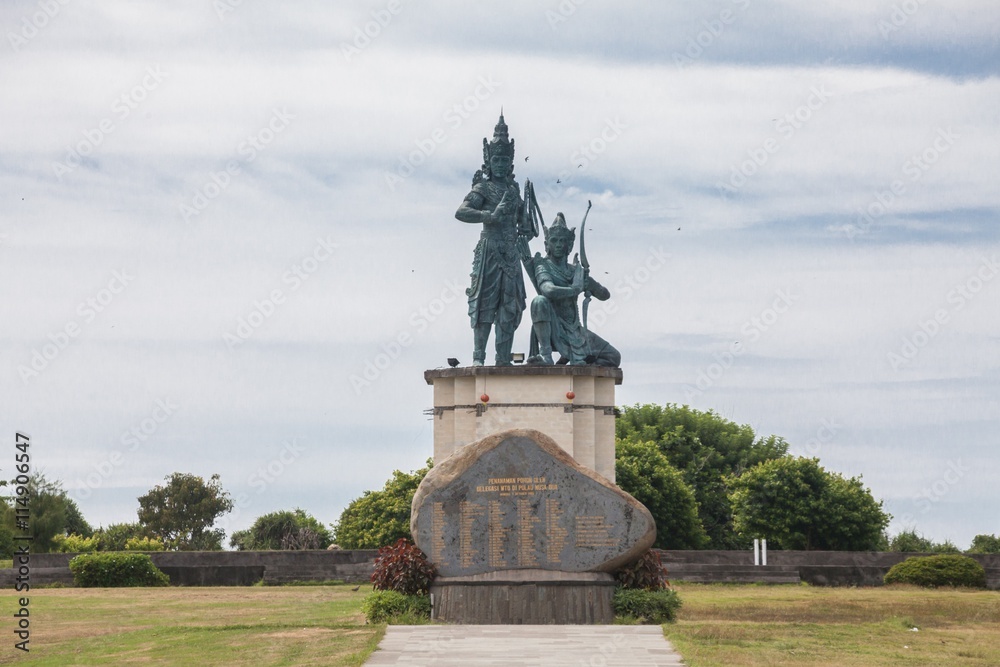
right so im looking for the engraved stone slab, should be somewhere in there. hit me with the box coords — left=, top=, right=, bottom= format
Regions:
left=411, top=428, right=655, bottom=577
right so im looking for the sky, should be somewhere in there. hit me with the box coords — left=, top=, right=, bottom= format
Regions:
left=2, top=0, right=998, bottom=548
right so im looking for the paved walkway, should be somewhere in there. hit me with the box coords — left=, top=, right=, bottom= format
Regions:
left=364, top=625, right=685, bottom=666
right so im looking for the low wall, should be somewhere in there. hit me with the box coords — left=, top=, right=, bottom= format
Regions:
left=5, top=550, right=998, bottom=588
left=0, top=550, right=377, bottom=587
left=657, top=550, right=1000, bottom=589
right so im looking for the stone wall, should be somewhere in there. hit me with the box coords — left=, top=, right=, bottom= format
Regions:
left=0, top=549, right=377, bottom=587
left=6, top=549, right=998, bottom=588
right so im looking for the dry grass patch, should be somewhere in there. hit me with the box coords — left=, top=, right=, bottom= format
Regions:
left=0, top=584, right=378, bottom=666
left=665, top=583, right=1000, bottom=667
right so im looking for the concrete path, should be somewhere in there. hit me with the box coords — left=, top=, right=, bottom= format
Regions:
left=364, top=625, right=685, bottom=666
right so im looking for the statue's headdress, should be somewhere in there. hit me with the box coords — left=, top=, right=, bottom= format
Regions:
left=482, top=111, right=515, bottom=177
left=543, top=212, right=576, bottom=248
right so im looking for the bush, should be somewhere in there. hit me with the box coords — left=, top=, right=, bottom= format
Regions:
left=884, top=555, right=987, bottom=589
left=889, top=529, right=935, bottom=552
left=93, top=523, right=149, bottom=551
left=612, top=588, right=682, bottom=624
left=616, top=549, right=669, bottom=591
left=967, top=534, right=1000, bottom=554
left=125, top=536, right=165, bottom=552
left=361, top=590, right=431, bottom=624
left=53, top=533, right=100, bottom=553
left=69, top=553, right=171, bottom=587
left=371, top=538, right=436, bottom=595
left=229, top=509, right=332, bottom=551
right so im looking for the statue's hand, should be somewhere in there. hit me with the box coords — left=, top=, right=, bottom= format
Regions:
left=489, top=192, right=511, bottom=223
left=572, top=255, right=585, bottom=294
left=516, top=236, right=531, bottom=262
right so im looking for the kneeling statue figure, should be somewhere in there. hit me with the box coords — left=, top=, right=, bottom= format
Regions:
left=527, top=213, right=620, bottom=367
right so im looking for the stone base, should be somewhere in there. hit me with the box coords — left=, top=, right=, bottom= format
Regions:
left=425, top=366, right=622, bottom=482
left=430, top=569, right=616, bottom=624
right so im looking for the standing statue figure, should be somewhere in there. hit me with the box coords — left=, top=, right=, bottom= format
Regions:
left=455, top=113, right=532, bottom=366
left=527, top=212, right=621, bottom=367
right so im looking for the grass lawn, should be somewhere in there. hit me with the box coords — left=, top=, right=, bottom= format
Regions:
left=1, top=583, right=997, bottom=665
left=0, top=584, right=382, bottom=666
left=665, top=583, right=1000, bottom=667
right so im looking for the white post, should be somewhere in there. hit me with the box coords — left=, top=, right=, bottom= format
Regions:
left=762, top=539, right=768, bottom=566
left=753, top=538, right=760, bottom=566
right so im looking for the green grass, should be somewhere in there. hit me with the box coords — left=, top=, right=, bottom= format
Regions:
left=0, top=584, right=382, bottom=666
left=664, top=583, right=1000, bottom=667
left=3, top=582, right=998, bottom=665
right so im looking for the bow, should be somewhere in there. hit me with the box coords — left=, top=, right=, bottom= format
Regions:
left=579, top=200, right=592, bottom=331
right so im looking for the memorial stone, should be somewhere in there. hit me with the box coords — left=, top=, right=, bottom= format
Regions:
left=411, top=429, right=655, bottom=578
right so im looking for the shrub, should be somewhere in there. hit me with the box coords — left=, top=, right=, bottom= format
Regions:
left=612, top=588, right=682, bottom=624
left=125, top=536, right=165, bottom=552
left=53, top=533, right=100, bottom=553
left=884, top=555, right=987, bottom=589
left=371, top=538, right=436, bottom=595
left=616, top=549, right=669, bottom=591
left=967, top=534, right=1000, bottom=554
left=361, top=590, right=431, bottom=624
left=230, top=509, right=332, bottom=551
left=889, top=529, right=935, bottom=552
left=69, top=553, right=170, bottom=587
left=93, top=523, right=149, bottom=551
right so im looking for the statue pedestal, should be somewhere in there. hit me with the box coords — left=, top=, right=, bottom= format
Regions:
left=424, top=366, right=623, bottom=483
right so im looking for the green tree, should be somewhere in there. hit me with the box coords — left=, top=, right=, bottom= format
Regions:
left=729, top=456, right=890, bottom=550
left=967, top=534, right=1000, bottom=554
left=889, top=529, right=935, bottom=552
left=230, top=508, right=332, bottom=550
left=1, top=472, right=91, bottom=553
left=615, top=440, right=709, bottom=549
left=64, top=499, right=93, bottom=537
left=333, top=461, right=431, bottom=549
left=616, top=403, right=788, bottom=549
left=94, top=522, right=150, bottom=551
left=137, top=473, right=233, bottom=550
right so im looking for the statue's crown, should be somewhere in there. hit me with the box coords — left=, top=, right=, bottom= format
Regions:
left=543, top=212, right=575, bottom=243
left=482, top=111, right=515, bottom=165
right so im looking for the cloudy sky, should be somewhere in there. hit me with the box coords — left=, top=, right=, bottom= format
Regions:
left=3, top=1, right=998, bottom=548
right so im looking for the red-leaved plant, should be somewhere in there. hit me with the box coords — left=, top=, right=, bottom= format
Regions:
left=615, top=549, right=670, bottom=590
left=371, top=538, right=437, bottom=595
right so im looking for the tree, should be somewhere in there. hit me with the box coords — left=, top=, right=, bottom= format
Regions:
left=137, top=473, right=233, bottom=550
left=615, top=440, right=709, bottom=549
left=967, top=534, right=1000, bottom=554
left=333, top=461, right=431, bottom=549
left=93, top=522, right=150, bottom=551
left=617, top=403, right=788, bottom=549
left=728, top=456, right=890, bottom=551
left=889, top=529, right=935, bottom=552
left=230, top=508, right=333, bottom=550
left=0, top=472, right=92, bottom=553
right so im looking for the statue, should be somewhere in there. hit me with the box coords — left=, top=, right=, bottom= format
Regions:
left=526, top=210, right=620, bottom=367
left=455, top=113, right=533, bottom=366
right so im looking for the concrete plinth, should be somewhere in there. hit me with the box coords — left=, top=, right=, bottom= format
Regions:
left=424, top=366, right=622, bottom=482
left=430, top=569, right=616, bottom=624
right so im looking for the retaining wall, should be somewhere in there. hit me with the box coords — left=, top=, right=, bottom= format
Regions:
left=4, top=549, right=998, bottom=588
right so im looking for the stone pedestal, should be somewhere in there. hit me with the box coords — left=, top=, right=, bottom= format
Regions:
left=430, top=570, right=616, bottom=624
left=424, top=366, right=622, bottom=482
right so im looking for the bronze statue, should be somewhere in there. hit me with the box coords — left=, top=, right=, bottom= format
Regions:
left=455, top=113, right=533, bottom=366
left=526, top=211, right=620, bottom=367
